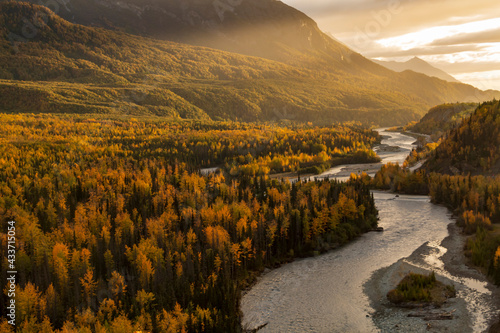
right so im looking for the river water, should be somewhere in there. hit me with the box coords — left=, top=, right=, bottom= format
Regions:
left=240, top=129, right=498, bottom=332
left=304, top=128, right=414, bottom=183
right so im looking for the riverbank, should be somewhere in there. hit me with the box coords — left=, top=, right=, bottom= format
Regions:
left=364, top=223, right=500, bottom=332
left=241, top=192, right=457, bottom=332
left=241, top=129, right=499, bottom=332
left=267, top=128, right=411, bottom=182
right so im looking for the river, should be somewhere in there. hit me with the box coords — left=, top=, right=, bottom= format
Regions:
left=304, top=128, right=414, bottom=182
left=240, top=129, right=499, bottom=332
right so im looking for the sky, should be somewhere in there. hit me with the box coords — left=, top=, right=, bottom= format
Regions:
left=281, top=0, right=500, bottom=91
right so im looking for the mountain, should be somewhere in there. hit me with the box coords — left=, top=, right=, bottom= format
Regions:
left=34, top=0, right=460, bottom=84
left=423, top=100, right=500, bottom=175
left=407, top=102, right=477, bottom=138
left=1, top=2, right=499, bottom=126
left=373, top=57, right=460, bottom=83
left=12, top=0, right=356, bottom=68
left=10, top=0, right=497, bottom=83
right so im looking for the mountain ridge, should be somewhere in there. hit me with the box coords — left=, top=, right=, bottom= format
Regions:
left=373, top=57, right=460, bottom=84
left=423, top=100, right=500, bottom=175
left=407, top=102, right=477, bottom=138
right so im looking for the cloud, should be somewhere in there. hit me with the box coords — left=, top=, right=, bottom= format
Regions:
left=431, top=28, right=500, bottom=46
left=427, top=57, right=500, bottom=75
left=375, top=18, right=500, bottom=50
left=364, top=44, right=484, bottom=59
left=283, top=0, right=390, bottom=16
left=285, top=0, right=500, bottom=40
left=430, top=60, right=500, bottom=75
left=454, top=70, right=500, bottom=90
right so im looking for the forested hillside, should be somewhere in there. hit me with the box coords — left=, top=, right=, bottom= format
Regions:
left=0, top=114, right=379, bottom=332
left=1, top=2, right=498, bottom=125
left=423, top=100, right=500, bottom=175
left=5, top=0, right=354, bottom=67
left=373, top=99, right=500, bottom=293
left=407, top=103, right=477, bottom=138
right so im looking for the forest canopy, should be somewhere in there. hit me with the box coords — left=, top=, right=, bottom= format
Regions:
left=0, top=114, right=379, bottom=332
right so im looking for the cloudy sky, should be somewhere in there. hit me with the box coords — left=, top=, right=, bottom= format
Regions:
left=282, top=0, right=500, bottom=90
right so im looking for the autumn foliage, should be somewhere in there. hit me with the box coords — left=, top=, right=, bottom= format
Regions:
left=0, top=114, right=378, bottom=332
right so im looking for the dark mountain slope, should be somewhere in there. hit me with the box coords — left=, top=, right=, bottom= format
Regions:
left=10, top=0, right=354, bottom=67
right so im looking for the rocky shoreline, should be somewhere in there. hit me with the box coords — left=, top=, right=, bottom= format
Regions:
left=364, top=223, right=500, bottom=332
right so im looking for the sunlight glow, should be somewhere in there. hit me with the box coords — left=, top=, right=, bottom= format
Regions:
left=377, top=18, right=500, bottom=50
left=423, top=44, right=500, bottom=64
left=454, top=70, right=500, bottom=91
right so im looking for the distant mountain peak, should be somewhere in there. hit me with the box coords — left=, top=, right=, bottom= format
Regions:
left=373, top=57, right=460, bottom=84
left=408, top=56, right=424, bottom=62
